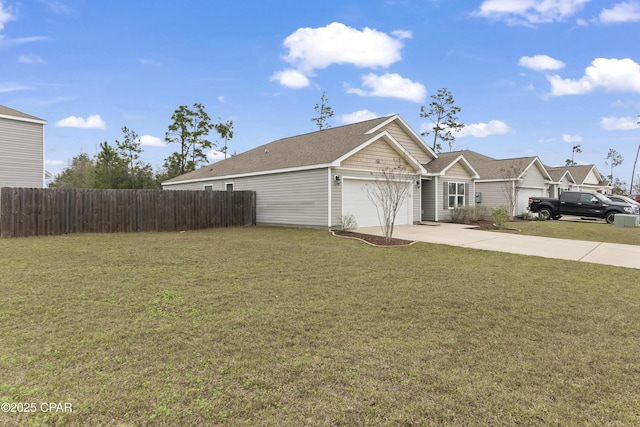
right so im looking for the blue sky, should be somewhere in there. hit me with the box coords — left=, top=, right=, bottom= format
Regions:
left=2, top=0, right=640, bottom=187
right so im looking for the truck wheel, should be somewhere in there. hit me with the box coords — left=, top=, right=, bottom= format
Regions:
left=605, top=212, right=616, bottom=224
left=538, top=207, right=552, bottom=220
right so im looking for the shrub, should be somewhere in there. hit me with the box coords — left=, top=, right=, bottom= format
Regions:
left=450, top=205, right=491, bottom=224
left=450, top=206, right=473, bottom=224
left=491, top=206, right=510, bottom=229
left=337, top=214, right=358, bottom=231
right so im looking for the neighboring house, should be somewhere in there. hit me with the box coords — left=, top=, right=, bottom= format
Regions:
left=163, top=115, right=436, bottom=228
left=556, top=164, right=611, bottom=194
left=545, top=166, right=576, bottom=198
left=450, top=150, right=551, bottom=216
left=0, top=105, right=47, bottom=188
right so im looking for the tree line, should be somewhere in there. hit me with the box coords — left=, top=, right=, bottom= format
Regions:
left=50, top=103, right=233, bottom=189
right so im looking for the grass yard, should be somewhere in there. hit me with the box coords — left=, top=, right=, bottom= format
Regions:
left=504, top=218, right=640, bottom=246
left=1, top=226, right=639, bottom=426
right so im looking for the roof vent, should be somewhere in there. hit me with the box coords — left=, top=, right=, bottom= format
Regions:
left=265, top=149, right=270, bottom=154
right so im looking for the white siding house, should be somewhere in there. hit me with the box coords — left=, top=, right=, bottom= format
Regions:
left=0, top=106, right=47, bottom=188
left=163, top=115, right=435, bottom=228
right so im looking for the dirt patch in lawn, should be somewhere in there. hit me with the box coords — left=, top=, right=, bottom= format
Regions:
left=331, top=230, right=415, bottom=247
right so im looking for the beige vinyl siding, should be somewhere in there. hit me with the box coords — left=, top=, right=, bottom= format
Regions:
left=521, top=165, right=546, bottom=187
left=341, top=138, right=414, bottom=171
left=166, top=169, right=329, bottom=226
left=445, top=162, right=471, bottom=178
left=381, top=121, right=434, bottom=164
left=0, top=118, right=44, bottom=188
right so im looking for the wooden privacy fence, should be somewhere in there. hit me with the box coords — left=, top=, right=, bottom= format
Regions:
left=0, top=187, right=256, bottom=238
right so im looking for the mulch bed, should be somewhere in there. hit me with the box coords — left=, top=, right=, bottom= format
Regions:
left=331, top=230, right=415, bottom=247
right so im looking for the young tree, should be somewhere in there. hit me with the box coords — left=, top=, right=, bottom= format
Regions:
left=215, top=119, right=234, bottom=159
left=49, top=153, right=95, bottom=188
left=605, top=148, right=624, bottom=188
left=94, top=141, right=129, bottom=189
left=165, top=103, right=216, bottom=175
left=115, top=126, right=143, bottom=188
left=363, top=160, right=414, bottom=243
left=311, top=91, right=334, bottom=130
left=565, top=145, right=582, bottom=166
left=419, top=88, right=464, bottom=152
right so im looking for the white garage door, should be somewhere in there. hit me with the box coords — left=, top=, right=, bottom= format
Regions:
left=518, top=188, right=546, bottom=216
left=342, top=179, right=411, bottom=228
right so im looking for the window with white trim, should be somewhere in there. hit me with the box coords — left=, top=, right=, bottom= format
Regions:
left=448, top=182, right=465, bottom=208
left=203, top=185, right=213, bottom=191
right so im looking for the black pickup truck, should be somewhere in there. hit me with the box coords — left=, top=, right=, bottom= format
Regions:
left=528, top=191, right=634, bottom=223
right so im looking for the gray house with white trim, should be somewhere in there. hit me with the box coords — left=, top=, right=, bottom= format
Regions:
left=163, top=115, right=432, bottom=228
left=0, top=105, right=47, bottom=188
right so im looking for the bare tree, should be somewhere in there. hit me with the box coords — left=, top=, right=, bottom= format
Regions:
left=565, top=144, right=582, bottom=166
left=364, top=161, right=415, bottom=242
left=605, top=148, right=624, bottom=185
left=499, top=163, right=524, bottom=219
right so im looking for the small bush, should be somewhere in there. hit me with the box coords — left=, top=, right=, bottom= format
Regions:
left=491, top=206, right=510, bottom=229
left=337, top=214, right=358, bottom=231
left=450, top=205, right=491, bottom=224
left=473, top=205, right=491, bottom=221
left=450, top=206, right=473, bottom=224
left=518, top=211, right=535, bottom=221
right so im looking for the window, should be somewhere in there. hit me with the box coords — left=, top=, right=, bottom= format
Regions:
left=203, top=185, right=213, bottom=191
left=225, top=182, right=234, bottom=192
left=448, top=182, right=465, bottom=208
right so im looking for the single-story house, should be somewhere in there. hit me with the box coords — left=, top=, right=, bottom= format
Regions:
left=554, top=164, right=611, bottom=194
left=164, top=115, right=430, bottom=227
left=0, top=105, right=47, bottom=188
left=446, top=150, right=551, bottom=216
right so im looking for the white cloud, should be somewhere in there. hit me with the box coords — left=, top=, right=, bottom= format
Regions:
left=0, top=82, right=30, bottom=92
left=562, top=134, right=583, bottom=142
left=600, top=116, right=639, bottom=130
left=218, top=96, right=225, bottom=103
left=341, top=110, right=379, bottom=124
left=0, top=2, right=15, bottom=32
left=206, top=150, right=225, bottom=162
left=547, top=57, right=640, bottom=96
left=18, top=54, right=44, bottom=64
left=139, top=135, right=164, bottom=147
left=474, top=0, right=591, bottom=25
left=519, top=55, right=565, bottom=70
left=347, top=72, right=426, bottom=102
left=456, top=120, right=512, bottom=138
left=599, top=1, right=640, bottom=23
left=281, top=22, right=410, bottom=73
left=55, top=114, right=106, bottom=129
left=270, top=69, right=310, bottom=88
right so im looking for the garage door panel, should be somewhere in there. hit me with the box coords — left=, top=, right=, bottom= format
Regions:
left=343, top=179, right=410, bottom=228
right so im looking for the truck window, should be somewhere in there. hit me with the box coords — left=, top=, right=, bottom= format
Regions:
left=562, top=193, right=579, bottom=202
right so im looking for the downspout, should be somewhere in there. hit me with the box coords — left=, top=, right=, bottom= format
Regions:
left=327, top=168, right=332, bottom=228
left=434, top=176, right=439, bottom=222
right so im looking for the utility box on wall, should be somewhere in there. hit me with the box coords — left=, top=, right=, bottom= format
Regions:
left=475, top=192, right=482, bottom=203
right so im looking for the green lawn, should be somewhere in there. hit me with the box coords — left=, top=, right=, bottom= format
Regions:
left=504, top=218, right=640, bottom=246
left=1, top=226, right=639, bottom=426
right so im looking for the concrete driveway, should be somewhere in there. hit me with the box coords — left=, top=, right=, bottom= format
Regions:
left=355, top=223, right=640, bottom=270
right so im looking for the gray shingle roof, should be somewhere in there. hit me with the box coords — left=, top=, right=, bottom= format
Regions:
left=0, top=105, right=46, bottom=123
left=442, top=150, right=539, bottom=180
left=164, top=115, right=393, bottom=183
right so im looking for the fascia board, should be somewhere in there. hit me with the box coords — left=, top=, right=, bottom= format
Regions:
left=162, top=163, right=332, bottom=186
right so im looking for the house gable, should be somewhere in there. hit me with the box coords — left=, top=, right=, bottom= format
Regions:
left=336, top=132, right=426, bottom=174
left=0, top=106, right=46, bottom=188
left=375, top=118, right=436, bottom=164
